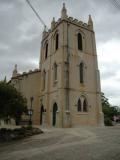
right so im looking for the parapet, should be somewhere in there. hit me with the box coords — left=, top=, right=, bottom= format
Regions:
left=42, top=16, right=93, bottom=42
left=11, top=68, right=41, bottom=80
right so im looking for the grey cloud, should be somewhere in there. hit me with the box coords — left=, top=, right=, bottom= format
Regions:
left=102, top=86, right=120, bottom=105
left=100, top=70, right=116, bottom=80
left=99, top=61, right=120, bottom=79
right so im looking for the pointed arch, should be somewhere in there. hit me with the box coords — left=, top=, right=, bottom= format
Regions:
left=83, top=98, right=88, bottom=112
left=45, top=43, right=48, bottom=59
left=42, top=70, right=46, bottom=90
left=53, top=62, right=57, bottom=81
left=77, top=33, right=82, bottom=50
left=80, top=62, right=84, bottom=83
left=77, top=98, right=81, bottom=112
left=55, top=33, right=59, bottom=50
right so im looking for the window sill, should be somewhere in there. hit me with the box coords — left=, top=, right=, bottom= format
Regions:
left=53, top=49, right=59, bottom=54
left=53, top=80, right=58, bottom=86
left=54, top=79, right=58, bottom=83
left=42, top=88, right=45, bottom=91
left=80, top=83, right=85, bottom=87
left=76, top=112, right=88, bottom=115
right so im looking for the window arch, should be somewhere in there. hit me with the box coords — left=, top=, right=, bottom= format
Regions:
left=43, top=70, right=46, bottom=90
left=55, top=33, right=59, bottom=50
left=53, top=62, right=57, bottom=81
left=78, top=33, right=82, bottom=50
left=45, top=43, right=48, bottom=59
left=77, top=98, right=81, bottom=112
left=80, top=62, right=84, bottom=83
left=83, top=98, right=87, bottom=112
left=77, top=96, right=88, bottom=112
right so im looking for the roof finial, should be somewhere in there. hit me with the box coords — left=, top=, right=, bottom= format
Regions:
left=12, top=64, right=18, bottom=77
left=63, top=3, right=65, bottom=8
left=51, top=17, right=55, bottom=30
left=61, top=3, right=67, bottom=19
left=15, top=64, right=17, bottom=71
left=88, top=14, right=93, bottom=30
left=42, top=25, right=48, bottom=38
left=4, top=76, right=7, bottom=83
left=44, top=25, right=47, bottom=32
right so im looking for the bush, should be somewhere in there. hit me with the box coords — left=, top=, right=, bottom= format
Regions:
left=0, top=126, right=43, bottom=142
left=26, top=125, right=33, bottom=130
left=104, top=116, right=113, bottom=126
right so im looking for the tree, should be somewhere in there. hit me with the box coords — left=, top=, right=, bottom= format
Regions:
left=0, top=81, right=27, bottom=125
left=101, top=92, right=120, bottom=125
left=101, top=92, right=110, bottom=107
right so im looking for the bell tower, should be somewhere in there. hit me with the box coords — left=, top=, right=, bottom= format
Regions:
left=39, top=3, right=104, bottom=127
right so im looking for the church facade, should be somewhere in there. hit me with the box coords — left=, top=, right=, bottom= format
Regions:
left=11, top=4, right=104, bottom=127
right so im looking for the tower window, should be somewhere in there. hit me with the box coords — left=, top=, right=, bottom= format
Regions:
left=83, top=98, right=87, bottom=112
left=80, top=62, right=84, bottom=83
left=55, top=33, right=59, bottom=50
left=77, top=98, right=81, bottom=112
left=43, top=70, right=46, bottom=90
left=78, top=33, right=82, bottom=50
left=45, top=43, right=48, bottom=59
left=54, top=63, right=57, bottom=81
left=77, top=96, right=88, bottom=112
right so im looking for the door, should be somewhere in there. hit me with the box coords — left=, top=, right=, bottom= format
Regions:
left=40, top=105, right=44, bottom=125
left=53, top=103, right=58, bottom=126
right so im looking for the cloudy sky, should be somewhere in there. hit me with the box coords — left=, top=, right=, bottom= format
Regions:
left=0, top=0, right=120, bottom=106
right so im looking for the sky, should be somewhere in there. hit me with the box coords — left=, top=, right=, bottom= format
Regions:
left=0, top=0, right=120, bottom=106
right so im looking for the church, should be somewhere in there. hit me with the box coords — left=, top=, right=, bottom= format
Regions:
left=11, top=4, right=104, bottom=127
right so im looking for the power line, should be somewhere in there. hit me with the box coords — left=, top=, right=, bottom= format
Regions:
left=26, top=0, right=48, bottom=30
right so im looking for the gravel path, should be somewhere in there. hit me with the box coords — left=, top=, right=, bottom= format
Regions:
left=0, top=126, right=120, bottom=160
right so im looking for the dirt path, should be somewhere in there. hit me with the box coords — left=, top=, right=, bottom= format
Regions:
left=0, top=126, right=120, bottom=160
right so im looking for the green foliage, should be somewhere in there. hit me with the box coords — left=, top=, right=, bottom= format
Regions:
left=26, top=125, right=33, bottom=130
left=103, top=105, right=118, bottom=120
left=0, top=81, right=27, bottom=124
left=0, top=126, right=43, bottom=142
left=104, top=116, right=113, bottom=126
left=101, top=92, right=110, bottom=107
left=101, top=92, right=120, bottom=126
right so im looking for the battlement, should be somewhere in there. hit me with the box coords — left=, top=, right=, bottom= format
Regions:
left=42, top=4, right=93, bottom=41
left=12, top=68, right=41, bottom=79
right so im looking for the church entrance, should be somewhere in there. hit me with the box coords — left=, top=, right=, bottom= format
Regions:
left=53, top=103, right=58, bottom=126
left=40, top=105, right=44, bottom=125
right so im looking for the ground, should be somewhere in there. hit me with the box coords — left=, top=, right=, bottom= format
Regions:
left=0, top=126, right=120, bottom=160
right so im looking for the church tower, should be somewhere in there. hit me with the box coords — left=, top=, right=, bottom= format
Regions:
left=39, top=3, right=104, bottom=127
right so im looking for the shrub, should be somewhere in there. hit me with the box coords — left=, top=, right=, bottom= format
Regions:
left=26, top=125, right=33, bottom=130
left=104, top=116, right=113, bottom=126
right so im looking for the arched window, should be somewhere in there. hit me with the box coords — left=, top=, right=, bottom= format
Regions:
left=54, top=63, right=57, bottom=81
left=83, top=98, right=87, bottom=112
left=77, top=98, right=81, bottom=112
left=45, top=43, right=48, bottom=59
left=55, top=33, right=59, bottom=50
left=80, top=62, right=84, bottom=83
left=78, top=33, right=82, bottom=50
left=43, top=70, right=46, bottom=90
